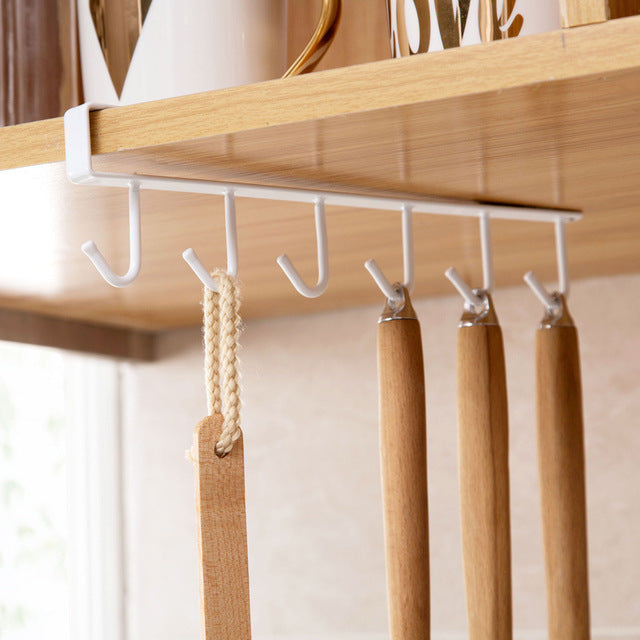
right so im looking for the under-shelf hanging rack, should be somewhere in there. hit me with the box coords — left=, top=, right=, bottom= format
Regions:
left=64, top=104, right=582, bottom=290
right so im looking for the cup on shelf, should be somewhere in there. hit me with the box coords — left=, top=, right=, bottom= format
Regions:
left=386, top=0, right=561, bottom=56
left=76, top=0, right=340, bottom=105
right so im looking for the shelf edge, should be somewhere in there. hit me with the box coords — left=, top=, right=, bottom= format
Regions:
left=1, top=16, right=639, bottom=172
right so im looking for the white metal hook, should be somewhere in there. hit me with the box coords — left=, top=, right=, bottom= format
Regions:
left=479, top=211, right=494, bottom=293
left=445, top=211, right=494, bottom=311
left=82, top=182, right=142, bottom=288
left=365, top=203, right=415, bottom=304
left=277, top=197, right=329, bottom=298
left=524, top=217, right=569, bottom=313
left=445, top=267, right=485, bottom=310
left=182, top=190, right=239, bottom=292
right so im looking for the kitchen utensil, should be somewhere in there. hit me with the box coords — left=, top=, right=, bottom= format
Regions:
left=456, top=294, right=512, bottom=639
left=192, top=270, right=249, bottom=639
left=193, top=414, right=251, bottom=640
left=536, top=295, right=590, bottom=639
left=377, top=286, right=430, bottom=640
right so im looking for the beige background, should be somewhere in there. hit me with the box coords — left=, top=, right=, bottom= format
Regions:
left=119, top=273, right=640, bottom=640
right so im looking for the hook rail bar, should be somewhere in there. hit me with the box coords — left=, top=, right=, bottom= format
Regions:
left=64, top=104, right=581, bottom=225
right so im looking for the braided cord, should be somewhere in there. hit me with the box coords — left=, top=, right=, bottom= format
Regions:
left=203, top=269, right=242, bottom=456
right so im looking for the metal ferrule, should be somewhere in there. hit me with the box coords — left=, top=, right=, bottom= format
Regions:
left=459, top=291, right=500, bottom=327
left=539, top=293, right=575, bottom=329
left=378, top=285, right=417, bottom=322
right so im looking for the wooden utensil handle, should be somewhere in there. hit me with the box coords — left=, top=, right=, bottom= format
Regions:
left=536, top=324, right=590, bottom=639
left=194, top=414, right=251, bottom=640
left=457, top=322, right=512, bottom=640
left=378, top=313, right=430, bottom=640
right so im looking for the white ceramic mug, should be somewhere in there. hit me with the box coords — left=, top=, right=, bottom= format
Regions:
left=77, top=0, right=340, bottom=105
left=387, top=0, right=561, bottom=56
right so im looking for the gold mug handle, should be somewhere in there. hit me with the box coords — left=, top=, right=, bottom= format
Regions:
left=282, top=0, right=342, bottom=78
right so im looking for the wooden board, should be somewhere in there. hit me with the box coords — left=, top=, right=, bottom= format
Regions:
left=0, top=18, right=639, bottom=329
left=609, top=0, right=640, bottom=18
left=3, top=17, right=640, bottom=169
left=0, top=307, right=154, bottom=360
left=559, top=0, right=607, bottom=27
left=193, top=415, right=251, bottom=639
left=561, top=0, right=640, bottom=26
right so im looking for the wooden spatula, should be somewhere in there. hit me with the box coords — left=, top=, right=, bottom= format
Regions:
left=377, top=287, right=430, bottom=640
left=456, top=294, right=512, bottom=639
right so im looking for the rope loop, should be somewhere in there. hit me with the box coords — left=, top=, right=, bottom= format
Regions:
left=203, top=269, right=242, bottom=456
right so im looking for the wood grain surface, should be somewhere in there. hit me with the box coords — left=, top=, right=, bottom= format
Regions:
left=536, top=318, right=590, bottom=639
left=3, top=17, right=640, bottom=168
left=559, top=0, right=607, bottom=27
left=0, top=18, right=638, bottom=328
left=457, top=316, right=512, bottom=639
left=609, top=0, right=640, bottom=18
left=0, top=307, right=154, bottom=360
left=377, top=303, right=430, bottom=640
left=562, top=0, right=640, bottom=25
left=194, top=415, right=251, bottom=640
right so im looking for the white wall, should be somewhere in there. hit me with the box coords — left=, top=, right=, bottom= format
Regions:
left=120, top=274, right=640, bottom=640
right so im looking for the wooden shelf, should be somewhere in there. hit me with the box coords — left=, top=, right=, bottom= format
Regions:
left=0, top=16, right=639, bottom=330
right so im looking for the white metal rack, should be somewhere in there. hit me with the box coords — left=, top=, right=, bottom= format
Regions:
left=64, top=103, right=582, bottom=300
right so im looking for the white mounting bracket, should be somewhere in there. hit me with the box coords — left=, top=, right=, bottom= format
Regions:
left=64, top=103, right=582, bottom=222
